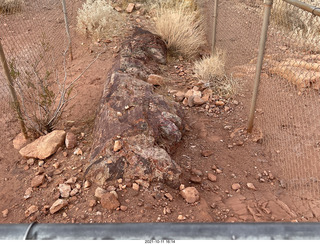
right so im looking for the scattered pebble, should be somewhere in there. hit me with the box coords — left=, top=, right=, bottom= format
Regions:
left=247, top=183, right=257, bottom=190
left=113, top=140, right=122, bottom=152
left=89, top=200, right=97, bottom=207
left=191, top=168, right=203, bottom=176
left=84, top=180, right=91, bottom=188
left=65, top=177, right=77, bottom=184
left=31, top=175, right=45, bottom=188
left=180, top=187, right=200, bottom=204
left=201, top=150, right=214, bottom=157
left=25, top=205, right=38, bottom=217
left=50, top=199, right=68, bottom=214
left=207, top=173, right=217, bottom=182
left=74, top=148, right=83, bottom=156
left=2, top=209, right=8, bottom=218
left=179, top=184, right=185, bottom=191
left=59, top=184, right=71, bottom=198
left=232, top=183, right=241, bottom=191
left=101, top=193, right=120, bottom=210
left=164, top=193, right=173, bottom=201
left=95, top=187, right=107, bottom=199
left=132, top=183, right=139, bottom=191
left=190, top=175, right=202, bottom=183
left=177, top=215, right=186, bottom=220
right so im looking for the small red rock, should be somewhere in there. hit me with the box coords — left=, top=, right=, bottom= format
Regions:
left=65, top=132, right=77, bottom=149
left=201, top=150, right=214, bottom=157
left=50, top=199, right=68, bottom=214
left=101, top=193, right=120, bottom=210
left=25, top=205, right=38, bottom=217
left=2, top=209, right=9, bottom=218
left=207, top=173, right=217, bottom=182
left=232, top=183, right=241, bottom=191
left=31, top=175, right=45, bottom=187
left=180, top=187, right=200, bottom=204
left=147, top=74, right=164, bottom=86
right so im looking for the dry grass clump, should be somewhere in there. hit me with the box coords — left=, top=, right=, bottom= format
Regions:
left=0, top=0, right=23, bottom=14
left=153, top=0, right=205, bottom=59
left=77, top=0, right=125, bottom=40
left=194, top=50, right=239, bottom=97
left=271, top=0, right=320, bottom=49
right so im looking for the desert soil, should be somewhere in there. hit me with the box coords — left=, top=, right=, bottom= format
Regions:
left=1, top=0, right=320, bottom=225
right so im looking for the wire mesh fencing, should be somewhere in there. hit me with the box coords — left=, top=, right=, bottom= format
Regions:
left=258, top=0, right=320, bottom=198
left=0, top=0, right=83, bottom=140
left=204, top=0, right=320, bottom=198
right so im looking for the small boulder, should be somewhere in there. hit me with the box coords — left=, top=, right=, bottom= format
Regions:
left=180, top=187, right=200, bottom=204
left=50, top=199, right=68, bottom=214
left=100, top=193, right=120, bottom=210
left=19, top=130, right=66, bottom=159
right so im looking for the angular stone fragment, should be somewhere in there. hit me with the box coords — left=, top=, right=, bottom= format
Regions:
left=31, top=175, right=45, bottom=187
left=101, top=193, right=120, bottom=210
left=180, top=187, right=200, bottom=203
left=19, top=130, right=66, bottom=159
left=50, top=199, right=68, bottom=214
left=25, top=205, right=38, bottom=217
left=126, top=3, right=135, bottom=13
left=65, top=132, right=77, bottom=149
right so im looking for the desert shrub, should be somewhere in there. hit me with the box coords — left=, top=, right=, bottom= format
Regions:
left=77, top=0, right=125, bottom=40
left=194, top=50, right=239, bottom=97
left=153, top=0, right=205, bottom=59
left=0, top=0, right=23, bottom=14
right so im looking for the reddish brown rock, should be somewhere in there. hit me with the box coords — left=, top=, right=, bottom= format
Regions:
left=65, top=132, right=77, bottom=149
left=207, top=173, right=217, bottom=182
left=50, top=199, right=68, bottom=214
left=19, top=130, right=66, bottom=159
left=31, top=175, right=45, bottom=188
left=232, top=183, right=241, bottom=191
left=59, top=184, right=71, bottom=198
left=180, top=187, right=200, bottom=204
left=13, top=133, right=28, bottom=150
left=126, top=3, right=135, bottom=13
left=95, top=187, right=107, bottom=199
left=101, top=193, right=120, bottom=210
left=147, top=74, right=164, bottom=86
left=193, top=96, right=206, bottom=106
left=25, top=205, right=38, bottom=217
left=201, top=150, right=214, bottom=157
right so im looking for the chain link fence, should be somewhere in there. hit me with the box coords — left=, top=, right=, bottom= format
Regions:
left=0, top=0, right=83, bottom=142
left=203, top=0, right=320, bottom=198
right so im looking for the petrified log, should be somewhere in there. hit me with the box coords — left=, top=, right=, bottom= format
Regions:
left=86, top=29, right=184, bottom=187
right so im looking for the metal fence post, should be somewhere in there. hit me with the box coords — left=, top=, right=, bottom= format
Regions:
left=0, top=39, right=28, bottom=139
left=212, top=0, right=219, bottom=53
left=247, top=0, right=273, bottom=133
left=61, top=0, right=73, bottom=61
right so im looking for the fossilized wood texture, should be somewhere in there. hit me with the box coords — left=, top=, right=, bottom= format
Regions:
left=87, top=29, right=183, bottom=187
